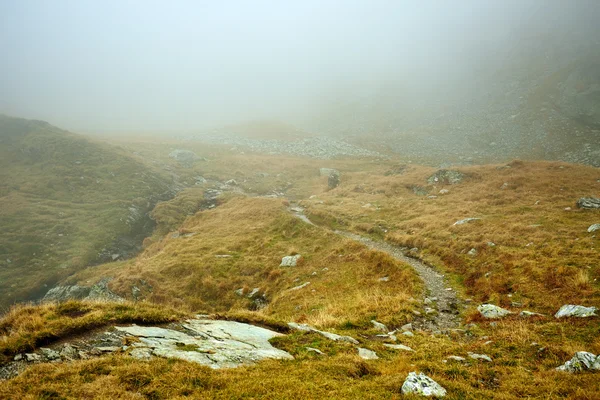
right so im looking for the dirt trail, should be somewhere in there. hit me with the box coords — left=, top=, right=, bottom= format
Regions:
left=289, top=204, right=462, bottom=332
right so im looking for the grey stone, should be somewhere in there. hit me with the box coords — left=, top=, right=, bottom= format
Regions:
left=467, top=248, right=478, bottom=256
left=371, top=320, right=388, bottom=332
left=13, top=354, right=23, bottom=361
left=577, top=197, right=600, bottom=209
left=401, top=323, right=413, bottom=331
left=40, top=348, right=60, bottom=361
left=25, top=353, right=41, bottom=362
left=42, top=285, right=90, bottom=302
left=306, top=347, right=324, bottom=355
left=468, top=352, right=492, bottom=362
left=477, top=304, right=512, bottom=319
left=357, top=347, right=379, bottom=360
left=401, top=372, right=447, bottom=397
left=402, top=331, right=415, bottom=337
left=130, top=347, right=153, bottom=361
left=519, top=310, right=545, bottom=318
left=384, top=344, right=414, bottom=352
left=59, top=344, right=79, bottom=360
left=555, top=305, right=597, bottom=318
left=446, top=355, right=466, bottom=362
left=280, top=254, right=301, bottom=267
left=588, top=223, right=600, bottom=233
left=290, top=282, right=310, bottom=291
left=556, top=352, right=600, bottom=372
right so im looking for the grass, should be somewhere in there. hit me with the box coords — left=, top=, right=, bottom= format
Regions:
left=70, top=196, right=422, bottom=329
left=0, top=115, right=174, bottom=307
left=0, top=300, right=187, bottom=361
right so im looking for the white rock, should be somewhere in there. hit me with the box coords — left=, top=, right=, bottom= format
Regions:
left=477, top=304, right=512, bottom=319
left=306, top=347, right=324, bottom=355
left=401, top=323, right=413, bottom=331
left=290, top=282, right=310, bottom=291
left=446, top=355, right=466, bottom=362
left=519, top=310, right=545, bottom=318
left=468, top=352, right=492, bottom=362
left=467, top=248, right=477, bottom=256
left=371, top=320, right=388, bottom=332
left=556, top=352, right=600, bottom=372
left=401, top=372, right=447, bottom=397
left=358, top=347, right=379, bottom=360
left=280, top=255, right=301, bottom=267
left=588, top=223, right=600, bottom=233
left=403, top=331, right=415, bottom=337
left=453, top=218, right=481, bottom=226
left=384, top=344, right=414, bottom=352
left=554, top=305, right=597, bottom=318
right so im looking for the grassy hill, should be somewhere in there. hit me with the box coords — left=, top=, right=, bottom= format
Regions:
left=0, top=115, right=175, bottom=307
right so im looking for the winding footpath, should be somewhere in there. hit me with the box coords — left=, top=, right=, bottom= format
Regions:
left=289, top=204, right=462, bottom=332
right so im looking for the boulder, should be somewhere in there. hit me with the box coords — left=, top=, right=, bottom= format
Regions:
left=40, top=348, right=60, bottom=361
left=371, top=320, right=388, bottom=332
left=588, top=223, right=600, bottom=233
left=384, top=344, right=414, bottom=352
left=280, top=255, right=301, bottom=267
left=477, top=304, right=512, bottom=319
left=577, top=197, right=600, bottom=209
left=43, top=285, right=90, bottom=302
left=401, top=372, right=447, bottom=397
left=555, top=305, right=597, bottom=318
left=357, top=347, right=379, bottom=360
left=556, top=351, right=600, bottom=372
left=427, top=170, right=464, bottom=185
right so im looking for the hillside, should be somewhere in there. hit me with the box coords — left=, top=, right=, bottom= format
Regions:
left=0, top=135, right=599, bottom=399
left=0, top=116, right=176, bottom=307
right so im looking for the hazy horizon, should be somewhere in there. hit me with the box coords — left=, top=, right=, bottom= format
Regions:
left=1, top=0, right=599, bottom=134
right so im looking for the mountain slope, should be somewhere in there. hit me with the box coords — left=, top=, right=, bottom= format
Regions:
left=0, top=115, right=175, bottom=307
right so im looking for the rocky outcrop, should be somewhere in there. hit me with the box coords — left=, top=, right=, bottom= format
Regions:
left=43, top=278, right=124, bottom=303
left=116, top=319, right=293, bottom=369
left=280, top=254, right=301, bottom=267
left=556, top=352, right=600, bottom=372
left=554, top=305, right=597, bottom=318
left=401, top=372, right=447, bottom=397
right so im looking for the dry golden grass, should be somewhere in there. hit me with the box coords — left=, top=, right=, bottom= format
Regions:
left=72, top=196, right=421, bottom=330
left=302, top=160, right=600, bottom=313
left=0, top=300, right=186, bottom=360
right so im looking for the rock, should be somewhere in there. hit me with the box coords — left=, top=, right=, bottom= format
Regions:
left=402, top=331, right=415, bottom=337
left=131, top=285, right=141, bottom=300
left=40, top=348, right=60, bottom=361
left=287, top=322, right=359, bottom=344
left=42, top=285, right=91, bottom=302
left=453, top=218, right=481, bottom=226
left=401, top=323, right=413, bottom=331
left=357, top=347, right=379, bottom=360
left=234, top=288, right=244, bottom=296
left=280, top=255, right=301, bottom=267
left=439, top=189, right=450, bottom=195
left=468, top=352, right=492, bottom=362
left=371, top=320, right=388, bottom=332
left=169, top=149, right=202, bottom=167
left=378, top=276, right=390, bottom=282
left=306, top=347, right=324, bottom=355
left=86, top=278, right=125, bottom=302
left=588, top=223, right=600, bottom=233
left=556, top=352, right=600, bottom=372
left=13, top=354, right=23, bottom=361
left=446, top=355, right=466, bottom=362
left=555, top=305, right=597, bottom=318
left=328, top=171, right=340, bottom=189
left=477, top=304, right=512, bottom=319
left=95, top=346, right=120, bottom=353
left=427, top=169, right=465, bottom=185
left=467, top=248, right=477, bottom=256
left=401, top=372, right=447, bottom=397
left=384, top=344, right=414, bottom=352
left=116, top=319, right=293, bottom=369
left=59, top=344, right=79, bottom=360
left=577, top=197, right=600, bottom=209
left=519, top=310, right=545, bottom=318
left=247, top=288, right=260, bottom=298
left=130, top=347, right=153, bottom=361
left=25, top=353, right=41, bottom=362
left=289, top=282, right=310, bottom=291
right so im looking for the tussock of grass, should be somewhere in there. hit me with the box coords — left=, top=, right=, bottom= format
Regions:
left=0, top=300, right=187, bottom=359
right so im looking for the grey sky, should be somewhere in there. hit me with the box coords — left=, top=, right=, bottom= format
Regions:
left=1, top=1, right=598, bottom=133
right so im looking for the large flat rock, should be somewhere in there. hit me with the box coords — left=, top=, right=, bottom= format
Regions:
left=116, top=319, right=293, bottom=369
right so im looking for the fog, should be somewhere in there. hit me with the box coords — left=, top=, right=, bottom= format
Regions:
left=1, top=0, right=599, bottom=134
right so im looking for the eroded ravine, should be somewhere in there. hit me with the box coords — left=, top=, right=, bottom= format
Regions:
left=289, top=204, right=462, bottom=332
